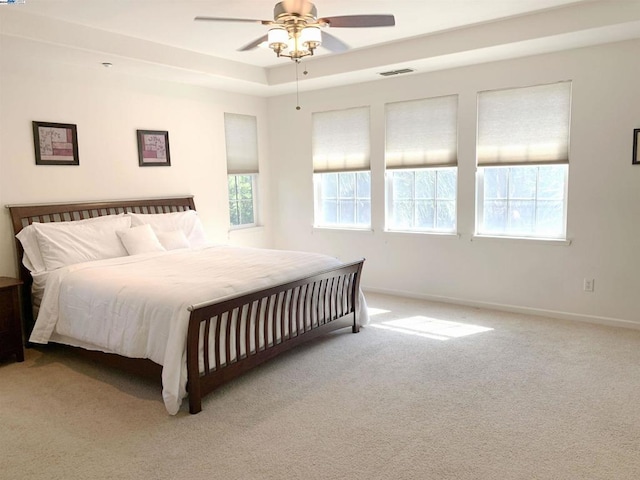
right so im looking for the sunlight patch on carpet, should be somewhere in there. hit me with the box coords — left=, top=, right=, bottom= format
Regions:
left=367, top=307, right=391, bottom=316
left=370, top=316, right=493, bottom=340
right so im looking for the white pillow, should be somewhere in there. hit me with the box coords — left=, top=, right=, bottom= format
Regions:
left=16, top=226, right=47, bottom=273
left=16, top=214, right=129, bottom=273
left=33, top=215, right=132, bottom=270
left=156, top=230, right=190, bottom=250
left=117, top=224, right=166, bottom=256
left=128, top=210, right=208, bottom=247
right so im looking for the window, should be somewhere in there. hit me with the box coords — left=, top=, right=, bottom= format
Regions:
left=224, top=113, right=259, bottom=228
left=228, top=174, right=257, bottom=226
left=315, top=171, right=371, bottom=227
left=476, top=82, right=571, bottom=239
left=478, top=165, right=567, bottom=236
left=387, top=168, right=456, bottom=232
left=385, top=95, right=458, bottom=233
left=312, top=107, right=371, bottom=228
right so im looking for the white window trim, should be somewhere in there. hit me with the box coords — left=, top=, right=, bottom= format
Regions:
left=312, top=226, right=375, bottom=233
left=470, top=234, right=572, bottom=246
left=384, top=230, right=460, bottom=239
left=228, top=225, right=265, bottom=237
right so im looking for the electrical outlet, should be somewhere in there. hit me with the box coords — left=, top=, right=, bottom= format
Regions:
left=583, top=278, right=595, bottom=292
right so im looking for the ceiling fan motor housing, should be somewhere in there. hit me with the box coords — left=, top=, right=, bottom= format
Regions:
left=274, top=1, right=317, bottom=22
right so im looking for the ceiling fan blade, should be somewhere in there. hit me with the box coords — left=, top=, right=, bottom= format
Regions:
left=238, top=35, right=269, bottom=51
left=321, top=31, right=349, bottom=53
left=194, top=16, right=272, bottom=25
left=318, top=14, right=395, bottom=28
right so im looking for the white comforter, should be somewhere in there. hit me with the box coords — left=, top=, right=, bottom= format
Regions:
left=30, top=245, right=367, bottom=415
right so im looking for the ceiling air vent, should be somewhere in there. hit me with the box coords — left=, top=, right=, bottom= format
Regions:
left=379, top=68, right=415, bottom=77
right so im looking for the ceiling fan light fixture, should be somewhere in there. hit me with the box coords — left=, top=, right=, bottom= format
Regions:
left=287, top=32, right=314, bottom=59
left=300, top=26, right=321, bottom=49
left=287, top=36, right=305, bottom=57
left=268, top=28, right=289, bottom=55
left=268, top=25, right=321, bottom=60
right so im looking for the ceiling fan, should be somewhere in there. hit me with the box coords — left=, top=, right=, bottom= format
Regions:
left=194, top=0, right=395, bottom=61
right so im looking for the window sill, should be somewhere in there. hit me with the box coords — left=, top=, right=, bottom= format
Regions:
left=471, top=234, right=572, bottom=246
left=312, top=226, right=374, bottom=234
left=384, top=230, right=460, bottom=238
left=228, top=225, right=264, bottom=235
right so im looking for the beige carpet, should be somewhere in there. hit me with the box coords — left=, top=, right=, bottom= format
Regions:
left=2, top=292, right=640, bottom=480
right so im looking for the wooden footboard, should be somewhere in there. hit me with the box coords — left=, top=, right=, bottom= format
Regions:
left=186, top=260, right=364, bottom=414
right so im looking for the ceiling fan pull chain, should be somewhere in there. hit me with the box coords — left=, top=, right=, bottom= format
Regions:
left=295, top=59, right=301, bottom=110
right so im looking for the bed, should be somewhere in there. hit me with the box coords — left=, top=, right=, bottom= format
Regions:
left=7, top=196, right=365, bottom=415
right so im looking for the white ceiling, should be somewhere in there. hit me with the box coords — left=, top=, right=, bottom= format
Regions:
left=2, top=0, right=640, bottom=96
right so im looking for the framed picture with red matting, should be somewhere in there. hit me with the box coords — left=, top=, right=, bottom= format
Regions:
left=137, top=130, right=171, bottom=167
left=32, top=121, right=79, bottom=166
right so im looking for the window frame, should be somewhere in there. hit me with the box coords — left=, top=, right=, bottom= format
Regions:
left=312, top=106, right=371, bottom=230
left=383, top=94, right=459, bottom=235
left=475, top=81, right=571, bottom=240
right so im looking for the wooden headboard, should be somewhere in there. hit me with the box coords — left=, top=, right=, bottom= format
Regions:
left=6, top=196, right=196, bottom=334
left=8, top=196, right=196, bottom=236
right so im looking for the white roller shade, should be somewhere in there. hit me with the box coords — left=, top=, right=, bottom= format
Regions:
left=385, top=95, right=458, bottom=169
left=477, top=81, right=572, bottom=166
left=312, top=107, right=370, bottom=173
left=224, top=113, right=259, bottom=174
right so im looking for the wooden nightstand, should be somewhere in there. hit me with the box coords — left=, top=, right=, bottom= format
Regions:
left=0, top=277, right=24, bottom=362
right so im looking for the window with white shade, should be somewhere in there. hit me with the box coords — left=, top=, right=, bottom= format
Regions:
left=313, top=107, right=371, bottom=228
left=385, top=95, right=458, bottom=233
left=224, top=113, right=259, bottom=228
left=476, top=82, right=572, bottom=239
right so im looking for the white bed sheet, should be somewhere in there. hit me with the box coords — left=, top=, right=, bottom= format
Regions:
left=30, top=245, right=367, bottom=414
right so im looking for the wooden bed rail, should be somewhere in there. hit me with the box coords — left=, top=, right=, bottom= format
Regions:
left=186, top=259, right=364, bottom=414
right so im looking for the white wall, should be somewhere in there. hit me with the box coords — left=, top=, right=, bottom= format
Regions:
left=3, top=36, right=639, bottom=327
left=267, top=39, right=640, bottom=327
left=0, top=48, right=272, bottom=277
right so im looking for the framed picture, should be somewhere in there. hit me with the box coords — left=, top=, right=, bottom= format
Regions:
left=137, top=130, right=171, bottom=167
left=634, top=129, right=640, bottom=165
left=32, top=121, right=79, bottom=166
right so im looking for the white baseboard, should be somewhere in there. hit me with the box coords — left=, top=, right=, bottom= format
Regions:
left=362, top=286, right=640, bottom=331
